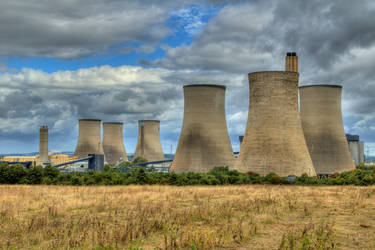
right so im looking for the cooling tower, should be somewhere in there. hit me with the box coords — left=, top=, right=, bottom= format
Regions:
left=133, top=120, right=164, bottom=161
left=74, top=119, right=104, bottom=159
left=102, top=122, right=128, bottom=165
left=170, top=85, right=234, bottom=173
left=299, top=85, right=355, bottom=174
left=235, top=71, right=316, bottom=176
left=39, top=125, right=49, bottom=164
left=285, top=52, right=298, bottom=72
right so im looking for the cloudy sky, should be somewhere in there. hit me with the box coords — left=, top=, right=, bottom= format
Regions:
left=0, top=0, right=374, bottom=155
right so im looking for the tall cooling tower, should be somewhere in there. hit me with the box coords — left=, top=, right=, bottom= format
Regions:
left=102, top=122, right=128, bottom=165
left=39, top=125, right=49, bottom=164
left=299, top=85, right=355, bottom=174
left=235, top=72, right=316, bottom=176
left=170, top=85, right=234, bottom=173
left=133, top=120, right=164, bottom=161
left=74, top=119, right=104, bottom=159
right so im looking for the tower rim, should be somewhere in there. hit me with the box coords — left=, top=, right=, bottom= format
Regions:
left=299, top=84, right=342, bottom=89
left=183, top=84, right=226, bottom=89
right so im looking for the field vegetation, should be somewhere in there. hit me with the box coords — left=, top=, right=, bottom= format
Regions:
left=0, top=185, right=374, bottom=249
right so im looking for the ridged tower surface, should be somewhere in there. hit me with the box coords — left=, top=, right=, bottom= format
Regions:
left=39, top=125, right=49, bottom=164
left=102, top=122, right=128, bottom=165
left=235, top=71, right=316, bottom=176
left=74, top=119, right=104, bottom=158
left=170, top=85, right=234, bottom=173
left=133, top=120, right=164, bottom=161
left=299, top=85, right=355, bottom=174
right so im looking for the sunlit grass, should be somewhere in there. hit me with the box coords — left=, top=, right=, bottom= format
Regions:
left=0, top=185, right=374, bottom=249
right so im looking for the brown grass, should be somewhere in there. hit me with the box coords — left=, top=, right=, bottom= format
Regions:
left=0, top=185, right=374, bottom=249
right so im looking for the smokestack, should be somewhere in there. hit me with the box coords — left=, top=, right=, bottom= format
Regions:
left=39, top=125, right=49, bottom=164
left=103, top=122, right=128, bottom=165
left=285, top=52, right=298, bottom=72
left=170, top=85, right=234, bottom=173
left=74, top=119, right=104, bottom=159
left=299, top=85, right=355, bottom=174
left=235, top=71, right=316, bottom=176
left=133, top=120, right=164, bottom=161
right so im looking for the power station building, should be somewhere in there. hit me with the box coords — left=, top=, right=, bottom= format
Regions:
left=38, top=125, right=50, bottom=165
left=133, top=120, right=164, bottom=161
left=102, top=122, right=128, bottom=165
left=299, top=85, right=355, bottom=174
left=170, top=85, right=234, bottom=173
left=346, top=134, right=365, bottom=166
left=74, top=119, right=105, bottom=159
left=235, top=71, right=316, bottom=176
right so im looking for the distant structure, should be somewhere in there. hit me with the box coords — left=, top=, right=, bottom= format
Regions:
left=74, top=119, right=104, bottom=159
left=346, top=134, right=365, bottom=166
left=299, top=85, right=355, bottom=173
left=133, top=120, right=164, bottom=161
left=285, top=52, right=298, bottom=72
left=235, top=71, right=316, bottom=176
left=102, top=122, right=128, bottom=165
left=170, top=85, right=234, bottom=173
left=38, top=125, right=50, bottom=165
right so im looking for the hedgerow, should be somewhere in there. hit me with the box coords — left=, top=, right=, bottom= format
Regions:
left=0, top=163, right=374, bottom=186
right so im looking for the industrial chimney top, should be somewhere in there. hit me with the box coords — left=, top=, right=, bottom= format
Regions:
left=184, top=84, right=226, bottom=90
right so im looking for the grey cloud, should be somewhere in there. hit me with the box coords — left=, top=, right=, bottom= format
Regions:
left=0, top=0, right=204, bottom=59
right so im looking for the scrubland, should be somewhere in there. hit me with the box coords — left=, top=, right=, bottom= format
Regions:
left=0, top=185, right=374, bottom=249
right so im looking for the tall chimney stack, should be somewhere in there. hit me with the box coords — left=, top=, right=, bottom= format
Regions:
left=285, top=52, right=298, bottom=72
left=39, top=125, right=49, bottom=165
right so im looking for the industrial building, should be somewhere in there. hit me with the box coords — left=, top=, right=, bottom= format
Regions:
left=102, top=122, right=128, bottom=165
left=299, top=85, right=355, bottom=174
left=235, top=70, right=316, bottom=176
left=170, top=84, right=234, bottom=173
left=346, top=134, right=365, bottom=166
left=74, top=119, right=105, bottom=159
left=133, top=120, right=164, bottom=161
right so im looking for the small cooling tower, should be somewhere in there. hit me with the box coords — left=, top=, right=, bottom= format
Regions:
left=170, top=85, right=234, bottom=173
left=39, top=125, right=49, bottom=164
left=235, top=72, right=316, bottom=176
left=74, top=119, right=104, bottom=159
left=133, top=120, right=164, bottom=161
left=299, top=85, right=355, bottom=174
left=102, top=122, right=128, bottom=165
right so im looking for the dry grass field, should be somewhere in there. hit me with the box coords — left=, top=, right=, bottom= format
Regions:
left=0, top=185, right=374, bottom=249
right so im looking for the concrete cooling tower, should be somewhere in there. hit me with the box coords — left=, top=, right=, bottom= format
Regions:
left=39, top=125, right=49, bottom=165
left=170, top=85, right=234, bottom=173
left=74, top=119, right=104, bottom=159
left=299, top=85, right=355, bottom=174
left=133, top=120, right=164, bottom=161
left=235, top=72, right=316, bottom=176
left=102, top=122, right=128, bottom=165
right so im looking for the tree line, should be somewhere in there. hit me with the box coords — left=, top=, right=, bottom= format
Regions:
left=0, top=162, right=374, bottom=186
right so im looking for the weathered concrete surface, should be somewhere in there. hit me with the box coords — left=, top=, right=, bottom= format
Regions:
left=103, top=122, right=128, bottom=165
left=170, top=85, right=234, bottom=173
left=134, top=120, right=164, bottom=161
left=235, top=71, right=316, bottom=176
left=74, top=119, right=104, bottom=159
left=299, top=85, right=355, bottom=174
